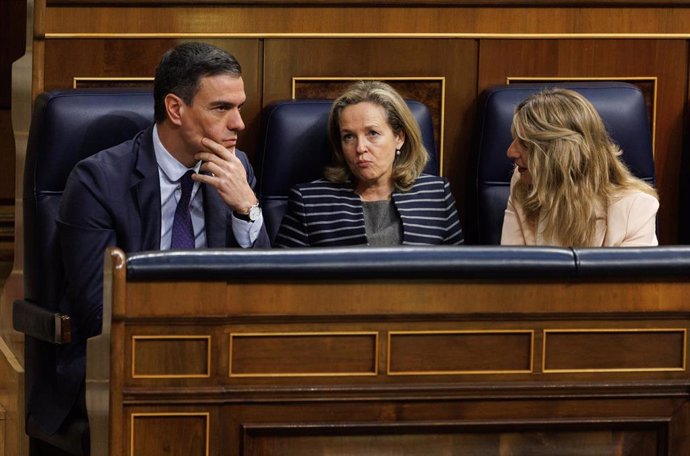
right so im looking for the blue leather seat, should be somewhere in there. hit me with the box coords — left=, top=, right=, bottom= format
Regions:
left=14, top=88, right=153, bottom=455
left=258, top=99, right=440, bottom=243
left=471, top=82, right=656, bottom=245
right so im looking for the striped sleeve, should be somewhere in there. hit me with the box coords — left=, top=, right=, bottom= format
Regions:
left=441, top=178, right=464, bottom=245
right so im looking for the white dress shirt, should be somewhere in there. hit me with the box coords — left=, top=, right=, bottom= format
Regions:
left=152, top=125, right=261, bottom=249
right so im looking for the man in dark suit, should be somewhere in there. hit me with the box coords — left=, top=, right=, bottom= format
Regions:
left=32, top=42, right=270, bottom=453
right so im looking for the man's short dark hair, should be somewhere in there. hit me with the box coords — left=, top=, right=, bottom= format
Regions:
left=153, top=42, right=242, bottom=123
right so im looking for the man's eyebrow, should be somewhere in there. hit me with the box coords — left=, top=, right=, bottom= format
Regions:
left=208, top=101, right=235, bottom=108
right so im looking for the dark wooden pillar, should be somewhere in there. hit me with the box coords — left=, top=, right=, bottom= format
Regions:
left=0, top=0, right=27, bottom=266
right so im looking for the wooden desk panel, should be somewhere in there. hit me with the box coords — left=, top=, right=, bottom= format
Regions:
left=87, top=248, right=690, bottom=456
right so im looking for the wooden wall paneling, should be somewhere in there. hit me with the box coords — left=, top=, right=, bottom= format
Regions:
left=0, top=111, right=16, bottom=260
left=127, top=409, right=213, bottom=456
left=477, top=39, right=688, bottom=244
left=0, top=0, right=25, bottom=207
left=0, top=0, right=26, bottom=269
left=0, top=113, right=16, bottom=252
left=0, top=340, right=24, bottom=456
left=41, top=38, right=264, bottom=163
left=543, top=329, right=686, bottom=372
left=669, top=400, right=690, bottom=454
left=241, top=422, right=663, bottom=455
left=229, top=332, right=378, bottom=377
left=123, top=323, right=231, bottom=389
left=679, top=44, right=690, bottom=243
left=115, top=318, right=690, bottom=389
left=388, top=330, right=533, bottom=374
left=125, top=279, right=690, bottom=317
left=100, top=245, right=690, bottom=455
left=263, top=38, right=478, bottom=223
left=131, top=335, right=211, bottom=378
left=41, top=0, right=690, bottom=6
left=39, top=6, right=690, bottom=35
left=0, top=3, right=28, bottom=456
left=118, top=321, right=690, bottom=454
left=229, top=399, right=682, bottom=456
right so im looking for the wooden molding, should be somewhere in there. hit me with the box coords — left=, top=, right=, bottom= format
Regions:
left=45, top=0, right=690, bottom=6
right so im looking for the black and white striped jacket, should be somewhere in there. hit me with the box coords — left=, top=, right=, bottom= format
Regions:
left=275, top=174, right=464, bottom=247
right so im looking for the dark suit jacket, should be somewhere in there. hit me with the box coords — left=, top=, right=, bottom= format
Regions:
left=31, top=126, right=269, bottom=434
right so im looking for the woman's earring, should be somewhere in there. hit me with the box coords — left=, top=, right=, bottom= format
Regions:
left=395, top=148, right=401, bottom=157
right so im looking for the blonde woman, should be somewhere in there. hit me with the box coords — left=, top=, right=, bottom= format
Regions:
left=275, top=81, right=463, bottom=247
left=501, top=88, right=659, bottom=247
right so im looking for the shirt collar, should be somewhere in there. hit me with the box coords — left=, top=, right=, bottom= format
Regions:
left=153, top=124, right=201, bottom=182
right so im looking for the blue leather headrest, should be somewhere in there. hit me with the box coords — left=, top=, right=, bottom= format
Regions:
left=29, top=89, right=154, bottom=192
left=258, top=99, right=439, bottom=242
left=24, top=89, right=154, bottom=308
left=473, top=82, right=655, bottom=245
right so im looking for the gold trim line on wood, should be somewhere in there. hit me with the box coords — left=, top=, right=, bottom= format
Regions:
left=292, top=75, right=445, bottom=89
left=387, top=369, right=533, bottom=375
left=130, top=412, right=210, bottom=456
left=73, top=76, right=154, bottom=88
left=506, top=76, right=658, bottom=158
left=542, top=367, right=686, bottom=373
left=228, top=372, right=379, bottom=378
left=291, top=76, right=446, bottom=175
left=44, top=33, right=690, bottom=39
left=131, top=335, right=212, bottom=379
left=541, top=328, right=687, bottom=374
left=507, top=77, right=658, bottom=82
left=228, top=331, right=379, bottom=378
left=387, top=329, right=534, bottom=376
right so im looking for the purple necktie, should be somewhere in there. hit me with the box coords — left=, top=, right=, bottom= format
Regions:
left=170, top=170, right=195, bottom=249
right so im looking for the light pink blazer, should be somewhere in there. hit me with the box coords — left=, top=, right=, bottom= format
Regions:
left=501, top=169, right=659, bottom=247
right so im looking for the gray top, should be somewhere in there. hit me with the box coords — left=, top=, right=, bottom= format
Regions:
left=362, top=199, right=402, bottom=246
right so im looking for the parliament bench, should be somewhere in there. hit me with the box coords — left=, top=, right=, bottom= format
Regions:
left=87, top=245, right=690, bottom=456
left=9, top=82, right=668, bottom=455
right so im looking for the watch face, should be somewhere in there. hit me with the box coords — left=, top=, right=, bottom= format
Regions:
left=248, top=204, right=261, bottom=222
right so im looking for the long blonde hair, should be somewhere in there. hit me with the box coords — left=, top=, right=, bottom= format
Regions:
left=511, top=88, right=658, bottom=247
left=325, top=81, right=428, bottom=192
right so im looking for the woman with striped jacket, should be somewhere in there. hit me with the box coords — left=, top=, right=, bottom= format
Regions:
left=275, top=81, right=463, bottom=247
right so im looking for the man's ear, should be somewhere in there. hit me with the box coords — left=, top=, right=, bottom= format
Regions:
left=164, top=93, right=184, bottom=126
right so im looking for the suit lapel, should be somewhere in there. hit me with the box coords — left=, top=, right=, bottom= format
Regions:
left=130, top=128, right=162, bottom=251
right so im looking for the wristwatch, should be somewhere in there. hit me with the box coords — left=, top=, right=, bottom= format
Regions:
left=234, top=202, right=261, bottom=222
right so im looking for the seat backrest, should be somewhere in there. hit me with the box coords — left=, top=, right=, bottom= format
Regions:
left=22, top=89, right=153, bottom=453
left=258, top=99, right=439, bottom=242
left=472, top=81, right=655, bottom=245
left=24, top=89, right=154, bottom=308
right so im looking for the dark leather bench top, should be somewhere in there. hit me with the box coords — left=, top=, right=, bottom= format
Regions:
left=126, top=246, right=576, bottom=281
left=126, top=246, right=690, bottom=281
left=573, top=246, right=690, bottom=277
